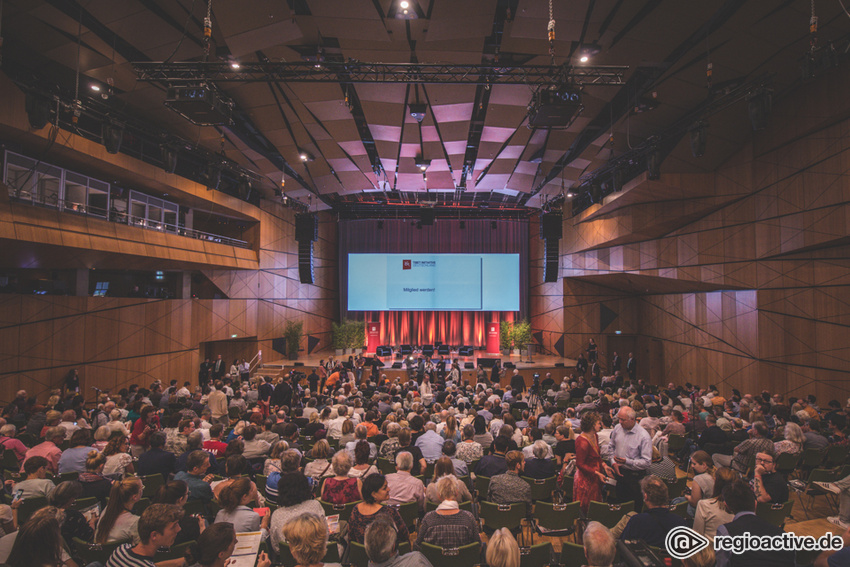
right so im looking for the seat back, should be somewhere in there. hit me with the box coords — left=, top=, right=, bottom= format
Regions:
left=668, top=500, right=689, bottom=519
left=155, top=540, right=195, bottom=561
left=420, top=541, right=482, bottom=567
left=473, top=475, right=491, bottom=497
left=825, top=445, right=849, bottom=467
left=390, top=501, right=419, bottom=532
left=559, top=541, right=587, bottom=567
left=141, top=473, right=165, bottom=499
left=348, top=541, right=371, bottom=567
left=377, top=458, right=396, bottom=474
left=69, top=496, right=98, bottom=511
left=666, top=434, right=686, bottom=453
left=775, top=452, right=800, bottom=477
left=665, top=477, right=688, bottom=499
left=800, top=447, right=825, bottom=468
left=534, top=501, right=580, bottom=534
left=755, top=500, right=794, bottom=528
left=319, top=499, right=361, bottom=522
left=587, top=500, right=635, bottom=529
left=479, top=501, right=525, bottom=532
left=18, top=495, right=48, bottom=525
left=520, top=542, right=554, bottom=567
left=521, top=476, right=556, bottom=501
left=72, top=538, right=128, bottom=566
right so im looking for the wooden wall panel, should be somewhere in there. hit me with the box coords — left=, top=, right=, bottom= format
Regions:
left=0, top=202, right=337, bottom=405
left=550, top=68, right=850, bottom=401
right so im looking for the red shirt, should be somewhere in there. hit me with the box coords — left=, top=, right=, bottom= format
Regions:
left=203, top=440, right=228, bottom=457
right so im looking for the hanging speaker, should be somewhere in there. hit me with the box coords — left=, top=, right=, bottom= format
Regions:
left=102, top=121, right=124, bottom=154
left=160, top=144, right=178, bottom=174
left=748, top=91, right=772, bottom=131
left=206, top=163, right=223, bottom=190
left=298, top=240, right=314, bottom=284
left=540, top=213, right=562, bottom=240
left=25, top=94, right=51, bottom=130
left=647, top=149, right=661, bottom=180
left=295, top=213, right=318, bottom=242
left=689, top=123, right=707, bottom=158
left=543, top=238, right=559, bottom=283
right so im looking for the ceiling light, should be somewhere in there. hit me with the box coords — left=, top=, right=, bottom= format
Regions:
left=230, top=61, right=241, bottom=70
left=566, top=191, right=576, bottom=198
left=90, top=84, right=101, bottom=92
left=577, top=43, right=601, bottom=63
left=415, top=156, right=431, bottom=171
left=400, top=0, right=409, bottom=7
left=299, top=150, right=315, bottom=162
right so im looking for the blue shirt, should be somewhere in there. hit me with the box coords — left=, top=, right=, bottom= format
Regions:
left=620, top=507, right=686, bottom=548
left=828, top=546, right=850, bottom=567
left=174, top=471, right=213, bottom=501
left=603, top=423, right=652, bottom=471
left=415, top=430, right=445, bottom=463
left=58, top=446, right=93, bottom=474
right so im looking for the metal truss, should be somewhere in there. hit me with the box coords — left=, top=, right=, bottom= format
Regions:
left=133, top=61, right=629, bottom=86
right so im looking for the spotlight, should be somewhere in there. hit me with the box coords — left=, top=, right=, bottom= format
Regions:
left=409, top=103, right=427, bottom=122
left=230, top=61, right=241, bottom=70
left=415, top=156, right=431, bottom=171
left=392, top=0, right=418, bottom=19
left=400, top=0, right=409, bottom=7
left=299, top=150, right=315, bottom=162
left=102, top=121, right=124, bottom=154
left=566, top=191, right=576, bottom=198
left=90, top=84, right=101, bottom=92
left=577, top=43, right=601, bottom=63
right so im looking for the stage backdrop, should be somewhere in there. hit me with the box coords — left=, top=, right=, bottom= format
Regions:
left=339, top=218, right=528, bottom=347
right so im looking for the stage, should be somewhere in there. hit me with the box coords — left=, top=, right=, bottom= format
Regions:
left=262, top=350, right=578, bottom=390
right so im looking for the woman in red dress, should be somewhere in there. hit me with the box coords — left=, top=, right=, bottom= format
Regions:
left=573, top=411, right=614, bottom=514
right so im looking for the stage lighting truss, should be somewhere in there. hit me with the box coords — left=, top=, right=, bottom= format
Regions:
left=133, top=61, right=629, bottom=87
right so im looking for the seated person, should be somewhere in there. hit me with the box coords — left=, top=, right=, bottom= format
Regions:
left=523, top=441, right=556, bottom=480
left=474, top=437, right=509, bottom=478
left=485, top=528, right=520, bottom=567
left=136, top=432, right=176, bottom=478
left=387, top=451, right=426, bottom=509
left=173, top=450, right=214, bottom=502
left=583, top=522, right=617, bottom=567
left=58, top=429, right=95, bottom=474
left=365, top=516, right=431, bottom=567
left=95, top=478, right=144, bottom=544
left=281, top=514, right=336, bottom=567
left=752, top=449, right=788, bottom=505
left=175, top=431, right=217, bottom=474
left=348, top=473, right=409, bottom=546
left=715, top=479, right=795, bottom=567
left=104, top=503, right=185, bottom=567
left=10, top=456, right=56, bottom=499
left=620, top=475, right=686, bottom=548
left=319, top=450, right=362, bottom=505
left=487, top=450, right=531, bottom=515
left=440, top=441, right=468, bottom=477
left=425, top=457, right=471, bottom=505
left=184, top=522, right=271, bottom=567
left=416, top=477, right=480, bottom=550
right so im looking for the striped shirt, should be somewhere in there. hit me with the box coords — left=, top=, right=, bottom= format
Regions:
left=106, top=544, right=155, bottom=567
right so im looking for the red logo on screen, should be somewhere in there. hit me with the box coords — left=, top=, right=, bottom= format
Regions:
left=403, top=260, right=411, bottom=270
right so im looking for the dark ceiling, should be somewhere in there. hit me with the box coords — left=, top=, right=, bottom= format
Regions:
left=2, top=0, right=849, bottom=218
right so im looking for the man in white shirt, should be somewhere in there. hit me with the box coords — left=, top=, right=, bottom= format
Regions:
left=326, top=407, right=347, bottom=439
left=58, top=410, right=79, bottom=440
left=176, top=381, right=191, bottom=399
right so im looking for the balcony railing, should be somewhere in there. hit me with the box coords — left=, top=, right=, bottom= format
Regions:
left=9, top=190, right=250, bottom=249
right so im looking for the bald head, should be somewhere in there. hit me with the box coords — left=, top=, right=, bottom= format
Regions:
left=617, top=407, right=636, bottom=430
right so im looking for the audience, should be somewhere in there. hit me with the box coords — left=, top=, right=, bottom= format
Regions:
left=5, top=359, right=850, bottom=567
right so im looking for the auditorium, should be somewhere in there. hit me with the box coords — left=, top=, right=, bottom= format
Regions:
left=0, top=1, right=849, bottom=567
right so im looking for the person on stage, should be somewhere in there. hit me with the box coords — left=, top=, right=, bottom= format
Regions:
left=587, top=338, right=598, bottom=363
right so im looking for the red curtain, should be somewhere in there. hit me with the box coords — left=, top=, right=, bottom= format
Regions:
left=369, top=310, right=516, bottom=346
left=339, top=218, right=528, bottom=347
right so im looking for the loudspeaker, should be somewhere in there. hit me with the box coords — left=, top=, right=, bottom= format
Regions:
left=160, top=144, right=178, bottom=174
left=102, top=122, right=124, bottom=154
left=298, top=240, right=314, bottom=284
left=458, top=346, right=474, bottom=357
left=293, top=362, right=304, bottom=366
left=295, top=213, right=318, bottom=242
left=748, top=91, right=772, bottom=131
left=544, top=239, right=559, bottom=283
left=504, top=362, right=516, bottom=369
left=554, top=362, right=565, bottom=368
left=391, top=362, right=403, bottom=369
left=25, top=93, right=51, bottom=130
left=540, top=213, right=562, bottom=240
left=464, top=362, right=475, bottom=369
left=477, top=357, right=501, bottom=368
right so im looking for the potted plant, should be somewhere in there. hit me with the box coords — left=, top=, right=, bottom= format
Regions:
left=511, top=319, right=532, bottom=357
left=346, top=320, right=366, bottom=353
left=331, top=321, right=346, bottom=356
left=500, top=321, right=514, bottom=355
left=284, top=320, right=303, bottom=360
